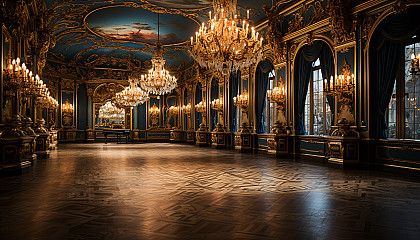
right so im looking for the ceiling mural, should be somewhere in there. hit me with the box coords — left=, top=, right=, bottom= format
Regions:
left=145, top=0, right=212, bottom=9
left=85, top=6, right=199, bottom=45
left=41, top=0, right=284, bottom=81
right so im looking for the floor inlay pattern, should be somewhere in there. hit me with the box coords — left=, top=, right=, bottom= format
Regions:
left=1, top=143, right=420, bottom=239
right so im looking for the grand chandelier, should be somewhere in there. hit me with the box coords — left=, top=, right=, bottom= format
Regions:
left=115, top=77, right=149, bottom=108
left=189, top=0, right=264, bottom=76
left=139, top=14, right=177, bottom=95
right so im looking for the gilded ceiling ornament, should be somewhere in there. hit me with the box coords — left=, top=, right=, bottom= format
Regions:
left=327, top=0, right=356, bottom=45
left=264, top=4, right=286, bottom=65
left=393, top=0, right=408, bottom=14
left=306, top=32, right=315, bottom=46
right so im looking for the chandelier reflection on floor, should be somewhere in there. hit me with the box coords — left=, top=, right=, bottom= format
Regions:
left=189, top=0, right=263, bottom=76
left=115, top=77, right=149, bottom=108
left=139, top=14, right=177, bottom=95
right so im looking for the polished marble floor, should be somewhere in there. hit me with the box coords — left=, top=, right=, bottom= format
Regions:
left=1, top=143, right=420, bottom=240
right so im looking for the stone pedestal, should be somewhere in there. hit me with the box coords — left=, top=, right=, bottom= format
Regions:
left=34, top=119, right=50, bottom=159
left=327, top=121, right=360, bottom=169
left=267, top=133, right=295, bottom=158
left=86, top=128, right=95, bottom=142
left=234, top=123, right=256, bottom=153
left=196, top=124, right=211, bottom=147
left=211, top=124, right=227, bottom=149
left=169, top=128, right=183, bottom=142
left=0, top=116, right=33, bottom=176
left=49, top=130, right=58, bottom=149
left=22, top=117, right=38, bottom=164
left=186, top=130, right=196, bottom=144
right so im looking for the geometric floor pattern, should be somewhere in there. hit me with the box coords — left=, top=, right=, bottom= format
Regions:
left=1, top=143, right=420, bottom=240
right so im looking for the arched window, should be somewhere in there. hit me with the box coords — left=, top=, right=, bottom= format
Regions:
left=255, top=59, right=274, bottom=133
left=210, top=78, right=219, bottom=131
left=303, top=59, right=332, bottom=135
left=386, top=40, right=420, bottom=139
left=263, top=69, right=275, bottom=133
left=195, top=82, right=202, bottom=130
left=229, top=71, right=241, bottom=133
left=295, top=40, right=334, bottom=135
left=370, top=6, right=420, bottom=139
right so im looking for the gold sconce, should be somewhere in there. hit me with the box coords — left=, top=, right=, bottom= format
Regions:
left=325, top=60, right=355, bottom=125
left=62, top=99, right=73, bottom=127
left=211, top=97, right=224, bottom=131
left=168, top=105, right=179, bottom=129
left=267, top=82, right=287, bottom=133
left=233, top=90, right=250, bottom=131
left=181, top=103, right=192, bottom=116
left=149, top=103, right=160, bottom=126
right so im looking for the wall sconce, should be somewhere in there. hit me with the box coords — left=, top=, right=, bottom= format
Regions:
left=211, top=97, right=224, bottom=131
left=234, top=90, right=250, bottom=131
left=267, top=83, right=287, bottom=133
left=325, top=60, right=355, bottom=125
left=149, top=103, right=160, bottom=126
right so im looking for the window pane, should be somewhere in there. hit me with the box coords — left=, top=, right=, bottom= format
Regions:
left=404, top=43, right=420, bottom=139
left=304, top=85, right=311, bottom=134
left=388, top=82, right=397, bottom=138
left=313, top=69, right=324, bottom=135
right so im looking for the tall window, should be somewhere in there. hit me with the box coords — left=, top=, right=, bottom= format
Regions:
left=304, top=59, right=332, bottom=135
left=387, top=41, right=420, bottom=139
left=263, top=69, right=275, bottom=133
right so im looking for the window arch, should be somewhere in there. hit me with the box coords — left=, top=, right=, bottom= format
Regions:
left=370, top=6, right=420, bottom=139
left=255, top=59, right=274, bottom=133
left=295, top=40, right=335, bottom=135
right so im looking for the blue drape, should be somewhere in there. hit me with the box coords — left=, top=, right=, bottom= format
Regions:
left=210, top=78, right=219, bottom=130
left=195, top=82, right=202, bottom=130
left=255, top=59, right=273, bottom=133
left=370, top=6, right=420, bottom=138
left=295, top=41, right=327, bottom=135
left=318, top=44, right=335, bottom=115
left=229, top=71, right=240, bottom=133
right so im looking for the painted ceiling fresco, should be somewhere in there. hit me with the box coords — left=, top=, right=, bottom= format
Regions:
left=146, top=0, right=212, bottom=9
left=86, top=6, right=199, bottom=45
left=43, top=0, right=286, bottom=80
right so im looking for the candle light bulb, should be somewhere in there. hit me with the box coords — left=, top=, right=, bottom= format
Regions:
left=412, top=53, right=416, bottom=60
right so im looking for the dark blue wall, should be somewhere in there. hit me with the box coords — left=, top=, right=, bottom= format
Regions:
left=77, top=84, right=88, bottom=130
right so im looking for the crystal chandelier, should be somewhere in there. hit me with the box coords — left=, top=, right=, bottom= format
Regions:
left=139, top=14, right=177, bottom=95
left=189, top=0, right=264, bottom=76
left=99, top=101, right=125, bottom=123
left=115, top=77, right=149, bottom=108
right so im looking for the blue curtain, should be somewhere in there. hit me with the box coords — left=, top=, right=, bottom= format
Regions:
left=255, top=59, right=273, bottom=133
left=195, top=82, right=202, bottom=130
left=229, top=71, right=240, bottom=133
left=295, top=41, right=324, bottom=135
left=318, top=44, right=335, bottom=115
left=370, top=6, right=420, bottom=138
left=210, top=78, right=219, bottom=130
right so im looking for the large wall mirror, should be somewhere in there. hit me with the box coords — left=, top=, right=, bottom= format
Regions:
left=93, top=102, right=126, bottom=130
left=92, top=83, right=126, bottom=130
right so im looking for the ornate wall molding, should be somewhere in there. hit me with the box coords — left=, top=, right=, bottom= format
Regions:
left=92, top=83, right=125, bottom=104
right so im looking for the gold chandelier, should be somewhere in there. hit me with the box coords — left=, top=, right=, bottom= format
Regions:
left=139, top=14, right=177, bottom=95
left=4, top=58, right=58, bottom=109
left=189, top=0, right=264, bottom=76
left=115, top=77, right=149, bottom=108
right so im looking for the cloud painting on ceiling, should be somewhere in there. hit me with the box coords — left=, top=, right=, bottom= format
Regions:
left=86, top=6, right=199, bottom=45
left=146, top=0, right=211, bottom=9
